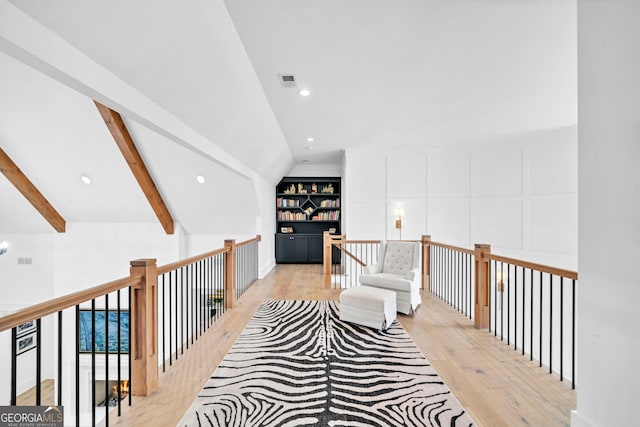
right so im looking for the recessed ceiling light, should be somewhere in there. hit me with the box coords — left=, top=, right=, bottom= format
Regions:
left=80, top=175, right=92, bottom=185
left=298, top=89, right=310, bottom=97
left=306, top=137, right=315, bottom=142
left=196, top=175, right=206, bottom=184
left=305, top=146, right=313, bottom=151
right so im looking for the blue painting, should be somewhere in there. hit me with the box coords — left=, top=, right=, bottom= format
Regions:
left=79, top=310, right=129, bottom=353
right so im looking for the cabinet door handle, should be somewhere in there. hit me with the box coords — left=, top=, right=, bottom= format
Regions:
left=290, top=236, right=294, bottom=240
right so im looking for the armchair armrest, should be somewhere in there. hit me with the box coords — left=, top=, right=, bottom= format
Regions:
left=363, top=263, right=382, bottom=274
left=405, top=268, right=420, bottom=282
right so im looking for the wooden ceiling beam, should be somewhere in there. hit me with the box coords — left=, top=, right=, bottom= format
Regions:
left=0, top=147, right=66, bottom=232
left=94, top=101, right=175, bottom=235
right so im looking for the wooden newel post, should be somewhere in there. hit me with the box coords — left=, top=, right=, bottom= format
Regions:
left=474, top=244, right=491, bottom=329
left=421, top=235, right=431, bottom=291
left=224, top=239, right=237, bottom=309
left=129, top=258, right=158, bottom=396
left=323, top=231, right=332, bottom=289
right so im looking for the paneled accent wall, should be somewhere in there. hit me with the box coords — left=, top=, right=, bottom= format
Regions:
left=344, top=126, right=577, bottom=270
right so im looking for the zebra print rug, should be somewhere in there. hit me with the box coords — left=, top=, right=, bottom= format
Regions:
left=178, top=300, right=474, bottom=426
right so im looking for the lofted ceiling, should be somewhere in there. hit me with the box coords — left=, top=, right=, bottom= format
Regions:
left=0, top=0, right=576, bottom=235
left=224, top=0, right=577, bottom=162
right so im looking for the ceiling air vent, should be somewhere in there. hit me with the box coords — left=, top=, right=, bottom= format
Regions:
left=278, top=74, right=297, bottom=88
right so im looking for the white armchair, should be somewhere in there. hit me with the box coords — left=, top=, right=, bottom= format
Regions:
left=359, top=241, right=422, bottom=314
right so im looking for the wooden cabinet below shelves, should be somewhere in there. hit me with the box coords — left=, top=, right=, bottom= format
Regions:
left=276, top=234, right=309, bottom=263
left=275, top=233, right=340, bottom=264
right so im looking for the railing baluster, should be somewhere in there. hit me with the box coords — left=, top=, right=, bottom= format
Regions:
left=161, top=274, right=166, bottom=372
left=170, top=270, right=174, bottom=365
left=191, top=263, right=195, bottom=342
left=105, top=294, right=109, bottom=426
left=174, top=269, right=178, bottom=361
left=560, top=276, right=564, bottom=382
left=58, top=310, right=63, bottom=405
left=75, top=305, right=80, bottom=425
left=530, top=268, right=533, bottom=361
left=522, top=267, right=525, bottom=356
left=36, top=318, right=41, bottom=406
left=128, top=286, right=132, bottom=407
left=188, top=264, right=192, bottom=347
left=514, top=265, right=518, bottom=350
left=550, top=273, right=554, bottom=374
left=447, top=248, right=451, bottom=304
left=439, top=246, right=442, bottom=297
left=458, top=251, right=462, bottom=312
left=507, top=264, right=510, bottom=346
left=117, top=290, right=122, bottom=416
left=91, top=299, right=96, bottom=426
left=539, top=271, right=543, bottom=368
left=182, top=267, right=185, bottom=354
left=469, top=253, right=472, bottom=319
left=11, top=327, right=16, bottom=405
left=572, top=279, right=576, bottom=389
left=500, top=262, right=504, bottom=341
left=462, top=252, right=466, bottom=316
left=493, top=260, right=497, bottom=335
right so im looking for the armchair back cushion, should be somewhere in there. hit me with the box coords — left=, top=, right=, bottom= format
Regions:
left=380, top=241, right=420, bottom=276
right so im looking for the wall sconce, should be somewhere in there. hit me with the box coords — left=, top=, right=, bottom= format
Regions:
left=395, top=209, right=404, bottom=240
left=0, top=241, right=8, bottom=256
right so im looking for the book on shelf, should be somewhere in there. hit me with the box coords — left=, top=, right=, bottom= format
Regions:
left=277, top=198, right=300, bottom=208
left=311, top=211, right=340, bottom=221
left=278, top=211, right=306, bottom=221
left=319, top=199, right=340, bottom=208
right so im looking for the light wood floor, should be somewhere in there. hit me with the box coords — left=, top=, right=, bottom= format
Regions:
left=110, top=264, right=575, bottom=427
left=16, top=378, right=54, bottom=406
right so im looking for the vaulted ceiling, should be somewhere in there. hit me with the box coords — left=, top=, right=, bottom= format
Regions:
left=0, top=0, right=577, bottom=235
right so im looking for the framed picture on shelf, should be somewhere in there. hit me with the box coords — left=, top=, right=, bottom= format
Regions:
left=16, top=320, right=36, bottom=337
left=281, top=226, right=294, bottom=233
left=17, top=332, right=36, bottom=355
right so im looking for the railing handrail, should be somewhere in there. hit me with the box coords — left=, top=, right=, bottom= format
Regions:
left=334, top=244, right=368, bottom=267
left=157, top=235, right=261, bottom=275
left=236, top=235, right=261, bottom=248
left=429, top=240, right=475, bottom=255
left=0, top=274, right=144, bottom=332
left=487, top=253, right=578, bottom=280
left=334, top=239, right=381, bottom=245
left=157, top=247, right=230, bottom=275
left=428, top=240, right=577, bottom=279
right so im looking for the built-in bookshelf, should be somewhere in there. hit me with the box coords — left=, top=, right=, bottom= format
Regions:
left=275, top=177, right=341, bottom=263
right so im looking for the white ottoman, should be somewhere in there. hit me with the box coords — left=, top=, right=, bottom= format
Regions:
left=339, top=286, right=397, bottom=331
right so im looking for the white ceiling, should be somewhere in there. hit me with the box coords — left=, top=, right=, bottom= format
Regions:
left=0, top=0, right=576, bottom=235
left=224, top=0, right=577, bottom=161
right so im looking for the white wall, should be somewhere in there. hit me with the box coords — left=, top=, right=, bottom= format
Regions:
left=0, top=234, right=55, bottom=405
left=344, top=126, right=577, bottom=270
left=253, top=175, right=277, bottom=278
left=0, top=234, right=54, bottom=307
left=573, top=2, right=640, bottom=426
left=287, top=163, right=343, bottom=178
left=53, top=223, right=180, bottom=296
